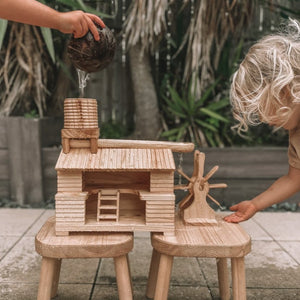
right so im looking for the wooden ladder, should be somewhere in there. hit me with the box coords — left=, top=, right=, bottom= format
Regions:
left=97, top=189, right=120, bottom=222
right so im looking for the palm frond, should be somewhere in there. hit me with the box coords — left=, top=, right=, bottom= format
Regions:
left=124, top=0, right=168, bottom=54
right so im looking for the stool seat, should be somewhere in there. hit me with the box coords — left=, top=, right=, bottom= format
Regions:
left=35, top=216, right=133, bottom=258
left=35, top=216, right=133, bottom=300
left=147, top=214, right=251, bottom=300
left=151, top=215, right=251, bottom=257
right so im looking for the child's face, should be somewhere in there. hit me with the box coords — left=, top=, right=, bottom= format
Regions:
left=269, top=105, right=300, bottom=130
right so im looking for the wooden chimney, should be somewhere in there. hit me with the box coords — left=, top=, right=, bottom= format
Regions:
left=61, top=98, right=100, bottom=154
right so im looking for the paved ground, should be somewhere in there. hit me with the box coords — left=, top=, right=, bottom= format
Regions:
left=0, top=208, right=299, bottom=300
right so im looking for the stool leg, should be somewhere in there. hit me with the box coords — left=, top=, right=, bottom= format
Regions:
left=126, top=254, right=133, bottom=294
left=231, top=257, right=246, bottom=300
left=114, top=254, right=133, bottom=300
left=51, top=259, right=62, bottom=298
left=146, top=249, right=161, bottom=298
left=216, top=258, right=230, bottom=300
left=37, top=257, right=58, bottom=300
left=154, top=253, right=173, bottom=300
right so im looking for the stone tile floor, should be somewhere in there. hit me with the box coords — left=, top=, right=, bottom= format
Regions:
left=0, top=208, right=299, bottom=299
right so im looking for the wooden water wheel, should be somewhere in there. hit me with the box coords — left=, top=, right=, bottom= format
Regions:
left=174, top=150, right=227, bottom=225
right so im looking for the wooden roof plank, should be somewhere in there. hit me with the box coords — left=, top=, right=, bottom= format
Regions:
left=55, top=148, right=175, bottom=171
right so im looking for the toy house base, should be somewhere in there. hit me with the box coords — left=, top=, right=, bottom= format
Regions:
left=55, top=148, right=177, bottom=236
left=55, top=189, right=176, bottom=236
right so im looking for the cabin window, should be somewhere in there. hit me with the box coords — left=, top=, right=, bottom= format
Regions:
left=83, top=171, right=150, bottom=191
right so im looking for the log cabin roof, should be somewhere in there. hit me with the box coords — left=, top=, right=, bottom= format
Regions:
left=55, top=148, right=176, bottom=171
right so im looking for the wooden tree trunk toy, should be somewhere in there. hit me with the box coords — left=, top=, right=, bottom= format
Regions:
left=61, top=98, right=100, bottom=154
left=175, top=150, right=227, bottom=225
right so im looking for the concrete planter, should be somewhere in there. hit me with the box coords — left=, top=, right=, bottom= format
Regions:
left=0, top=117, right=62, bottom=205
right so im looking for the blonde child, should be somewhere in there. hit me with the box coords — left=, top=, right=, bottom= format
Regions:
left=224, top=19, right=300, bottom=223
left=0, top=0, right=105, bottom=40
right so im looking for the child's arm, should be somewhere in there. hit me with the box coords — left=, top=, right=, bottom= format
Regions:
left=224, top=165, right=300, bottom=223
left=0, top=0, right=105, bottom=40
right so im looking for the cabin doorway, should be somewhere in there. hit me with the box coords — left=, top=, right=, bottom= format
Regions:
left=83, top=171, right=149, bottom=225
left=85, top=189, right=145, bottom=225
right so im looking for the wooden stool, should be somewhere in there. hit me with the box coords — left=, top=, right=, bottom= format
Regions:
left=35, top=217, right=133, bottom=300
left=146, top=215, right=251, bottom=300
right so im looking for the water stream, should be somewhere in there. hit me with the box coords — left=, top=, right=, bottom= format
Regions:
left=77, top=69, right=90, bottom=98
left=177, top=152, right=184, bottom=186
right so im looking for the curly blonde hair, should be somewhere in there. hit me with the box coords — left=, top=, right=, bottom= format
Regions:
left=230, top=19, right=300, bottom=134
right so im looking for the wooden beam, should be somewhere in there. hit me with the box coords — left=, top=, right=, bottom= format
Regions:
left=69, top=139, right=194, bottom=153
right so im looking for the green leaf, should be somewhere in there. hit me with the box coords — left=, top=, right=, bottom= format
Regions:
left=163, top=94, right=180, bottom=112
left=177, top=123, right=188, bottom=140
left=0, top=18, right=8, bottom=51
left=163, top=96, right=187, bottom=118
left=205, top=131, right=216, bottom=147
left=55, top=0, right=113, bottom=18
left=40, top=27, right=55, bottom=63
left=200, top=108, right=229, bottom=123
left=195, top=119, right=218, bottom=132
left=161, top=128, right=180, bottom=137
left=206, top=98, right=229, bottom=111
left=197, top=79, right=220, bottom=105
left=75, top=0, right=87, bottom=10
left=55, top=0, right=85, bottom=10
left=168, top=107, right=187, bottom=119
left=169, top=86, right=189, bottom=112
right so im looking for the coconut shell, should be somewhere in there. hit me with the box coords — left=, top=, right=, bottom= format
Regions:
left=67, top=24, right=116, bottom=73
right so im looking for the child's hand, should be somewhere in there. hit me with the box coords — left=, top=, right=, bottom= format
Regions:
left=58, top=11, right=105, bottom=41
left=223, top=200, right=258, bottom=223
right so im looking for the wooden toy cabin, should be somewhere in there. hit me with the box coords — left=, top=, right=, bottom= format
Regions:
left=55, top=98, right=194, bottom=236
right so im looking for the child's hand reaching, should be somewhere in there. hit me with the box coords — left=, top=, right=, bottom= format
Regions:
left=224, top=200, right=258, bottom=223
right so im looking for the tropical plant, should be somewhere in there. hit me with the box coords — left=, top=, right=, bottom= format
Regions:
left=121, top=0, right=255, bottom=140
left=161, top=79, right=230, bottom=147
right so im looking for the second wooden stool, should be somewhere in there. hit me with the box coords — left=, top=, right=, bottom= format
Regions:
left=35, top=216, right=133, bottom=300
left=146, top=215, right=251, bottom=300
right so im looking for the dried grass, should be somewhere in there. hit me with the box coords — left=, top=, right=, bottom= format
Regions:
left=0, top=23, right=52, bottom=116
left=124, top=0, right=168, bottom=54
left=182, top=0, right=254, bottom=89
left=123, top=0, right=254, bottom=93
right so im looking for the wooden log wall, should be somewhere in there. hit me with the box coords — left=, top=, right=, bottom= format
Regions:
left=150, top=172, right=174, bottom=193
left=146, top=200, right=174, bottom=224
left=55, top=192, right=88, bottom=225
left=57, top=171, right=83, bottom=193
